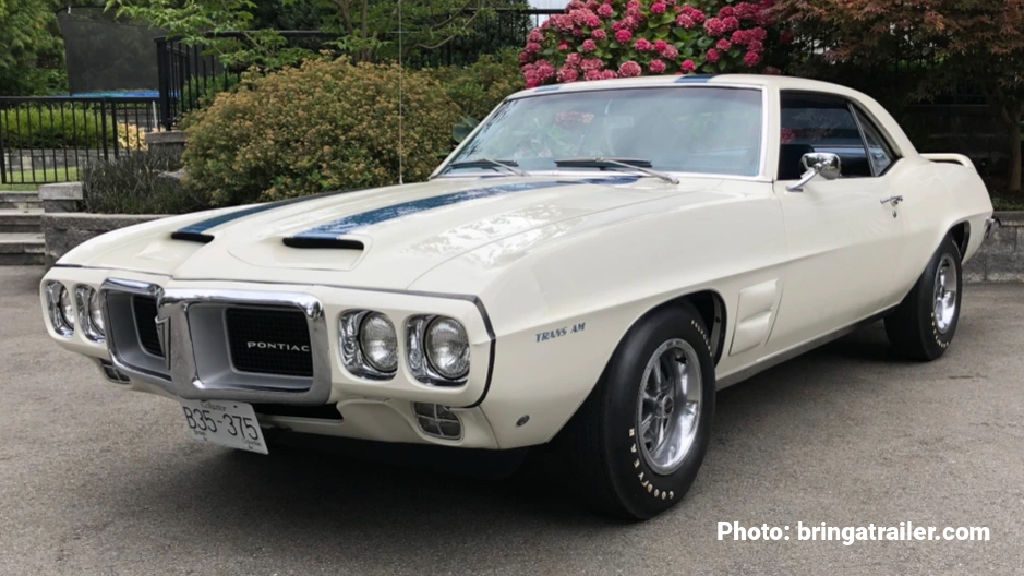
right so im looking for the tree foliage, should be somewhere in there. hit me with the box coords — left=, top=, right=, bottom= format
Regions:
left=0, top=0, right=66, bottom=95
left=775, top=0, right=1024, bottom=194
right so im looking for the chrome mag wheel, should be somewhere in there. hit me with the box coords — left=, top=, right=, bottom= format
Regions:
left=636, top=338, right=702, bottom=475
left=933, top=253, right=959, bottom=334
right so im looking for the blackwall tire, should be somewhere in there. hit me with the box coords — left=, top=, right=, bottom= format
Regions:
left=885, top=235, right=963, bottom=361
left=560, top=303, right=715, bottom=520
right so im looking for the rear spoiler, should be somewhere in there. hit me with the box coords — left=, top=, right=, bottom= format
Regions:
left=921, top=153, right=976, bottom=171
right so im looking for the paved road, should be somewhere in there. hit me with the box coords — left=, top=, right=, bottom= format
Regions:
left=2, top=265, right=1022, bottom=575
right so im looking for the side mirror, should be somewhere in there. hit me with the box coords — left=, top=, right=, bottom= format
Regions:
left=787, top=152, right=841, bottom=191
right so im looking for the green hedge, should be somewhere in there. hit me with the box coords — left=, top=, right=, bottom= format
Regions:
left=0, top=105, right=107, bottom=148
left=183, top=59, right=462, bottom=205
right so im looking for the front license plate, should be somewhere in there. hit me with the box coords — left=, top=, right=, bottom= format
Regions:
left=179, top=399, right=268, bottom=454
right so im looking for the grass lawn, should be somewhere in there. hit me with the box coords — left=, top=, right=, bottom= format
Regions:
left=1, top=167, right=79, bottom=191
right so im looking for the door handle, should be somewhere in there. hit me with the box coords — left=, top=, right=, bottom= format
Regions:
left=880, top=195, right=904, bottom=206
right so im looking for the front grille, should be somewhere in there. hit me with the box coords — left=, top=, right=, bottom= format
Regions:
left=132, top=296, right=163, bottom=357
left=226, top=308, right=313, bottom=377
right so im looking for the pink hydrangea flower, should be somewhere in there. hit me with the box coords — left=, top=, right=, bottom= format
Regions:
left=651, top=1, right=667, bottom=14
left=681, top=59, right=697, bottom=73
left=601, top=69, right=618, bottom=80
left=558, top=42, right=570, bottom=51
left=706, top=48, right=721, bottom=63
left=597, top=3, right=614, bottom=18
left=653, top=39, right=668, bottom=52
left=528, top=29, right=544, bottom=44
left=566, top=52, right=582, bottom=66
left=716, top=38, right=732, bottom=50
left=580, top=57, right=604, bottom=71
left=526, top=42, right=542, bottom=53
left=635, top=38, right=654, bottom=51
left=586, top=69, right=604, bottom=81
left=723, top=16, right=740, bottom=31
left=619, top=60, right=642, bottom=77
left=660, top=44, right=679, bottom=59
left=704, top=17, right=726, bottom=36
left=743, top=50, right=762, bottom=67
left=592, top=29, right=607, bottom=40
left=676, top=14, right=695, bottom=28
left=560, top=67, right=580, bottom=83
left=518, top=50, right=531, bottom=64
left=649, top=59, right=667, bottom=73
left=615, top=29, right=633, bottom=43
left=581, top=39, right=598, bottom=52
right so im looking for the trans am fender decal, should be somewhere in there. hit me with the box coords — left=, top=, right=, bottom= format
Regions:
left=286, top=176, right=640, bottom=241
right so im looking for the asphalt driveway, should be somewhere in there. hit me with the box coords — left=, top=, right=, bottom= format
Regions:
left=1, top=265, right=1021, bottom=575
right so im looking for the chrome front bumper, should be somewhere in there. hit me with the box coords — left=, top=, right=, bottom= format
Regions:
left=103, top=279, right=335, bottom=405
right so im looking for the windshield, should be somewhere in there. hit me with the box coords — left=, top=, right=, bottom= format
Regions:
left=447, top=86, right=763, bottom=177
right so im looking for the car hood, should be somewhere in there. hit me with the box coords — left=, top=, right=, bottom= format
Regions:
left=61, top=175, right=713, bottom=289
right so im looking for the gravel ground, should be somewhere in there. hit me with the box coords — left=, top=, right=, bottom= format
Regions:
left=1, top=265, right=1022, bottom=575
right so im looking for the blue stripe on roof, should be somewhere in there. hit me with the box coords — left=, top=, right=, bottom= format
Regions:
left=289, top=176, right=639, bottom=240
left=674, top=74, right=715, bottom=84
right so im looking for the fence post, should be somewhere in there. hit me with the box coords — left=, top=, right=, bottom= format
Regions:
left=156, top=37, right=173, bottom=130
left=0, top=107, right=6, bottom=185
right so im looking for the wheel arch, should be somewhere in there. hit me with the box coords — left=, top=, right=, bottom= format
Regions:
left=948, top=221, right=970, bottom=260
left=629, top=288, right=728, bottom=367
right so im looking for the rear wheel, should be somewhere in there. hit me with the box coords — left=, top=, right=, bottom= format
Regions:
left=885, top=235, right=963, bottom=361
left=560, top=304, right=715, bottom=520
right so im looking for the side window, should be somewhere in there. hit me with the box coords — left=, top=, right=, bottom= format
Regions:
left=779, top=92, right=872, bottom=179
left=854, top=108, right=897, bottom=175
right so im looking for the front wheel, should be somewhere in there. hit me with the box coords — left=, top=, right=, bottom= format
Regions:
left=560, top=304, right=715, bottom=520
left=885, top=235, right=963, bottom=361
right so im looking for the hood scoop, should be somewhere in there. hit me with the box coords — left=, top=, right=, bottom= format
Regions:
left=170, top=231, right=215, bottom=244
left=282, top=236, right=364, bottom=250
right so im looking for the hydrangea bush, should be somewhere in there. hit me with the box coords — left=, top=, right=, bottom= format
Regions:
left=520, top=0, right=778, bottom=87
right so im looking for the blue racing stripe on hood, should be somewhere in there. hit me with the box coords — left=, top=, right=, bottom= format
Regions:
left=171, top=189, right=352, bottom=240
left=288, top=176, right=639, bottom=241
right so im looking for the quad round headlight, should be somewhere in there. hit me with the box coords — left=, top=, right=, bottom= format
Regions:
left=358, top=312, right=398, bottom=373
left=339, top=310, right=397, bottom=379
left=75, top=286, right=105, bottom=341
left=44, top=281, right=74, bottom=336
left=424, top=317, right=470, bottom=380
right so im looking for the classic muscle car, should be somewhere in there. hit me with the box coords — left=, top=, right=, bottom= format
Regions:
left=41, top=74, right=993, bottom=519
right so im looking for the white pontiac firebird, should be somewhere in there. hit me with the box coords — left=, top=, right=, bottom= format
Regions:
left=41, top=74, right=993, bottom=519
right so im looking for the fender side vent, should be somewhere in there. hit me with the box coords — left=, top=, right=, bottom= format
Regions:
left=170, top=231, right=214, bottom=244
left=282, top=237, right=364, bottom=250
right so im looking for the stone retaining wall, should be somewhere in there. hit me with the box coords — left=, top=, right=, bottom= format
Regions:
left=964, top=212, right=1024, bottom=283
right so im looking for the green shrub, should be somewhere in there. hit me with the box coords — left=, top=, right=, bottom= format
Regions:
left=431, top=48, right=525, bottom=124
left=182, top=59, right=461, bottom=204
left=0, top=105, right=106, bottom=148
left=83, top=150, right=210, bottom=215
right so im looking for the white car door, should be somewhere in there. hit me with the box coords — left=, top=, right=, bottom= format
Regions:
left=768, top=90, right=906, bottom=348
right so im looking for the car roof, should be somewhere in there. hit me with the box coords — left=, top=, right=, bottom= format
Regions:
left=508, top=74, right=869, bottom=102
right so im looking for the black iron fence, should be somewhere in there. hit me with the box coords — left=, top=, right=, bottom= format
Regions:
left=155, top=8, right=561, bottom=129
left=0, top=96, right=158, bottom=184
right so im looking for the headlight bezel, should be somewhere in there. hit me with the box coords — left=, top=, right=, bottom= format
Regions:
left=74, top=285, right=106, bottom=342
left=338, top=310, right=398, bottom=380
left=44, top=281, right=75, bottom=337
left=406, top=315, right=470, bottom=386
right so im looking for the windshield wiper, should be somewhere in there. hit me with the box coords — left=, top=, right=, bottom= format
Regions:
left=439, top=158, right=529, bottom=178
left=554, top=157, right=679, bottom=184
